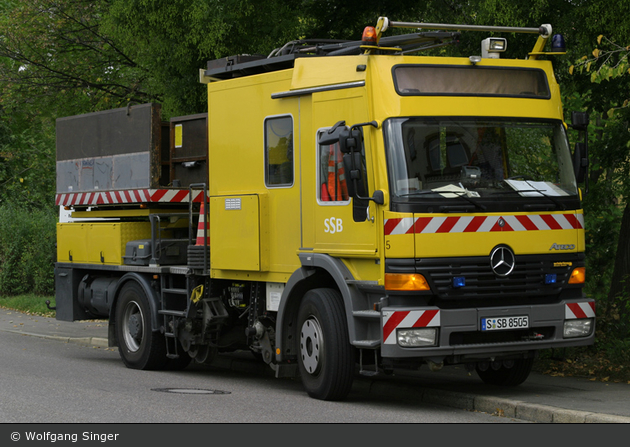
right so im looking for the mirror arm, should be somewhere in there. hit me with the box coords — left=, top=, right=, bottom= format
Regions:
left=352, top=182, right=384, bottom=204
left=328, top=120, right=346, bottom=134
left=351, top=121, right=379, bottom=131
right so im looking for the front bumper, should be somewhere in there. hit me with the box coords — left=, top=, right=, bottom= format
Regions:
left=380, top=299, right=595, bottom=361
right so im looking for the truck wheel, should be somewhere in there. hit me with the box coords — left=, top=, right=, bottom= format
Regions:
left=297, top=288, right=354, bottom=401
left=115, top=281, right=167, bottom=370
left=476, top=357, right=534, bottom=386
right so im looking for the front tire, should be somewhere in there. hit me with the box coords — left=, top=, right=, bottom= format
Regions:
left=476, top=358, right=534, bottom=386
left=297, top=288, right=354, bottom=401
left=115, top=281, right=167, bottom=370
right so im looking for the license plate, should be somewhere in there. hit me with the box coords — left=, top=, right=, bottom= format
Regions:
left=481, top=316, right=529, bottom=331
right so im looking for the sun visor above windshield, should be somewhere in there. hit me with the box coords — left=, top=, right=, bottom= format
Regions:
left=393, top=65, right=550, bottom=98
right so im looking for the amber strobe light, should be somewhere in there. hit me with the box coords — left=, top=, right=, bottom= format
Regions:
left=362, top=26, right=378, bottom=44
left=385, top=273, right=430, bottom=291
left=568, top=267, right=586, bottom=284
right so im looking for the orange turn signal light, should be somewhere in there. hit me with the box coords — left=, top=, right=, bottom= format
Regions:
left=362, top=26, right=378, bottom=44
left=568, top=267, right=586, bottom=284
left=385, top=273, right=430, bottom=291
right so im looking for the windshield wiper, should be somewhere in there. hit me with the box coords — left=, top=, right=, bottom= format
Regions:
left=443, top=191, right=487, bottom=212
left=399, top=189, right=486, bottom=211
left=492, top=189, right=566, bottom=211
left=398, top=190, right=440, bottom=197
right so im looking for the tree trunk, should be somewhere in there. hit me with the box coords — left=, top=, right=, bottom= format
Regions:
left=607, top=202, right=630, bottom=324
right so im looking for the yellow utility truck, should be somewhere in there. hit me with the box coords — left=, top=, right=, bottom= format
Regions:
left=55, top=18, right=594, bottom=400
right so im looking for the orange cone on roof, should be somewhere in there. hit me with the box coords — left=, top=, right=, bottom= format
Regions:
left=196, top=202, right=210, bottom=246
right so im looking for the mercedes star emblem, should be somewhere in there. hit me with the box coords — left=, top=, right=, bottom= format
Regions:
left=490, top=246, right=515, bottom=277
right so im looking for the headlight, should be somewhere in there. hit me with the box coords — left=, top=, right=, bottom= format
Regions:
left=481, top=37, right=507, bottom=58
left=397, top=328, right=438, bottom=347
left=563, top=319, right=593, bottom=338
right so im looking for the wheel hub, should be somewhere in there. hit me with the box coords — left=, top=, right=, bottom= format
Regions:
left=122, top=301, right=143, bottom=352
left=300, top=317, right=323, bottom=375
left=128, top=314, right=141, bottom=339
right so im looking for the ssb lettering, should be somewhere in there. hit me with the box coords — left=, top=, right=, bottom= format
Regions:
left=324, top=217, right=343, bottom=234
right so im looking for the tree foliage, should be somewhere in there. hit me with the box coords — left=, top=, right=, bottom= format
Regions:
left=569, top=32, right=630, bottom=333
left=0, top=117, right=55, bottom=209
left=0, top=0, right=158, bottom=116
left=102, top=0, right=305, bottom=116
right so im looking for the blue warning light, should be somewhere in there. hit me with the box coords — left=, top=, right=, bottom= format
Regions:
left=545, top=274, right=557, bottom=285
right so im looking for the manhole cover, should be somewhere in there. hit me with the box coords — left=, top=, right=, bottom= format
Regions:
left=152, top=388, right=231, bottom=395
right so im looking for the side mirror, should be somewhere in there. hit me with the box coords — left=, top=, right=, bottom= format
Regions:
left=571, top=111, right=589, bottom=131
left=343, top=152, right=367, bottom=199
left=569, top=110, right=590, bottom=194
left=339, top=129, right=362, bottom=154
left=573, top=142, right=587, bottom=184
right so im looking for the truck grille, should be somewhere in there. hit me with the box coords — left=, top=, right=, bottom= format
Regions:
left=425, top=259, right=566, bottom=299
left=386, top=254, right=582, bottom=300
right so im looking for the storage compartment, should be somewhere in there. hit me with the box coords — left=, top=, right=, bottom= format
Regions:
left=170, top=113, right=208, bottom=187
left=57, top=222, right=152, bottom=265
left=210, top=194, right=268, bottom=271
left=55, top=266, right=93, bottom=321
left=124, top=239, right=189, bottom=266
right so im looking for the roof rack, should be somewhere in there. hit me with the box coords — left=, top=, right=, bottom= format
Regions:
left=201, top=17, right=558, bottom=82
left=372, top=17, right=558, bottom=60
left=379, top=18, right=546, bottom=35
left=203, top=31, right=460, bottom=81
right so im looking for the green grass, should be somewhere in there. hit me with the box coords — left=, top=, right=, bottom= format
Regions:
left=0, top=294, right=55, bottom=317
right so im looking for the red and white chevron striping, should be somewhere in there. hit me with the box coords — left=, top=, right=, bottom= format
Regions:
left=565, top=302, right=596, bottom=319
left=384, top=213, right=584, bottom=235
left=382, top=309, right=441, bottom=345
left=56, top=189, right=205, bottom=206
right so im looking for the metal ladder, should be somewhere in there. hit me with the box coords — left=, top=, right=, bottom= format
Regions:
left=159, top=275, right=189, bottom=359
left=353, top=309, right=381, bottom=376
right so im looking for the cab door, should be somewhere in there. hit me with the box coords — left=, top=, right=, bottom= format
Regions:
left=301, top=88, right=377, bottom=257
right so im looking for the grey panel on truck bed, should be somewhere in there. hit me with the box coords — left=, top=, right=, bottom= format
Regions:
left=56, top=103, right=162, bottom=194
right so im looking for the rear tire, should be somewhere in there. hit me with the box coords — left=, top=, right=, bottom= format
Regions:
left=476, top=358, right=534, bottom=386
left=115, top=281, right=167, bottom=370
left=297, top=288, right=354, bottom=401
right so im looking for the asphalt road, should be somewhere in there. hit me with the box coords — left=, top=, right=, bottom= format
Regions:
left=1, top=308, right=629, bottom=425
left=0, top=330, right=523, bottom=424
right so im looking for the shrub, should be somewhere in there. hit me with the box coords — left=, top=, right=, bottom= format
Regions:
left=0, top=205, right=56, bottom=296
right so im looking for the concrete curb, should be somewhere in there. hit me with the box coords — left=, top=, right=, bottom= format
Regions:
left=11, top=331, right=630, bottom=423
left=6, top=331, right=112, bottom=350
left=361, top=379, right=630, bottom=423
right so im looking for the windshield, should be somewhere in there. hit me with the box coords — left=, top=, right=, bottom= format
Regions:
left=384, top=118, right=578, bottom=211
